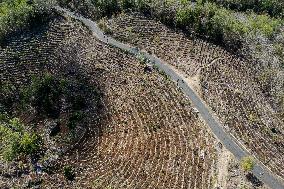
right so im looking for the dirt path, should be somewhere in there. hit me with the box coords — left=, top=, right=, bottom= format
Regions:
left=55, top=6, right=284, bottom=189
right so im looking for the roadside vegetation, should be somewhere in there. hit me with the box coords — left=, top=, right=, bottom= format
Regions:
left=241, top=156, right=255, bottom=172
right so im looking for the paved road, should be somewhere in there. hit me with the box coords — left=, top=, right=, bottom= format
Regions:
left=55, top=6, right=284, bottom=189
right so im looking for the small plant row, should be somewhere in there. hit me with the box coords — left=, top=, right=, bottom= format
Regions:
left=106, top=12, right=284, bottom=180
left=200, top=60, right=284, bottom=178
left=38, top=22, right=218, bottom=188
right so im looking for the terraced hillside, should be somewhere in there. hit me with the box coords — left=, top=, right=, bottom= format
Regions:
left=105, top=13, right=284, bottom=180
left=0, top=14, right=220, bottom=188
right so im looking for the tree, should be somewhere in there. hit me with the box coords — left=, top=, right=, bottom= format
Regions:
left=241, top=156, right=255, bottom=172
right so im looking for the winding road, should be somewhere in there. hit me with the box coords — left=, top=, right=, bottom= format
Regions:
left=55, top=6, right=284, bottom=189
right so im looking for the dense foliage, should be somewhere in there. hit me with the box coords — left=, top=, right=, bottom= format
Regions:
left=176, top=1, right=282, bottom=46
left=0, top=0, right=33, bottom=42
left=207, top=0, right=284, bottom=18
left=58, top=0, right=283, bottom=48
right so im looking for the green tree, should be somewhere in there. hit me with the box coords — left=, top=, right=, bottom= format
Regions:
left=240, top=156, right=255, bottom=172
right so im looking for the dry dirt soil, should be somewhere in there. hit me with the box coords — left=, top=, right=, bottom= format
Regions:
left=1, top=15, right=219, bottom=189
left=105, top=12, right=284, bottom=181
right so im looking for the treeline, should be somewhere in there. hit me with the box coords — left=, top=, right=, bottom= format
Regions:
left=175, top=1, right=282, bottom=47
left=206, top=0, right=284, bottom=18
left=1, top=0, right=281, bottom=50
left=58, top=0, right=283, bottom=49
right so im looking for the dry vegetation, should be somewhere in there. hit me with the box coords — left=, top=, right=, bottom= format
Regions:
left=0, top=15, right=219, bottom=188
left=105, top=12, right=284, bottom=180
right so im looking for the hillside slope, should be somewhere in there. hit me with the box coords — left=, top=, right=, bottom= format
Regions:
left=0, top=14, right=219, bottom=189
left=105, top=12, right=284, bottom=180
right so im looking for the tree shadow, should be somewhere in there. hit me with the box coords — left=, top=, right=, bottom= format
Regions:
left=246, top=173, right=263, bottom=187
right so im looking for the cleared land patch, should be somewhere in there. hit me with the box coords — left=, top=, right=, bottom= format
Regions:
left=0, top=15, right=219, bottom=189
left=106, top=12, right=284, bottom=180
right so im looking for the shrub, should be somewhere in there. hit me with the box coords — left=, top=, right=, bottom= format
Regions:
left=240, top=156, right=255, bottom=172
left=247, top=13, right=281, bottom=37
left=98, top=18, right=113, bottom=34
left=22, top=74, right=65, bottom=118
left=0, top=118, right=42, bottom=161
left=63, top=165, right=75, bottom=180
left=19, top=132, right=42, bottom=155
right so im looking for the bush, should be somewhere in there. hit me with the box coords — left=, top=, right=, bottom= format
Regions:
left=63, top=165, right=75, bottom=180
left=98, top=19, right=113, bottom=34
left=0, top=118, right=42, bottom=161
left=240, top=156, right=255, bottom=172
left=22, top=74, right=65, bottom=118
left=19, top=132, right=42, bottom=155
left=67, top=111, right=84, bottom=130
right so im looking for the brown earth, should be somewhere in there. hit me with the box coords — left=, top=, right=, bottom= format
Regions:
left=105, top=12, right=284, bottom=180
left=0, top=15, right=219, bottom=189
